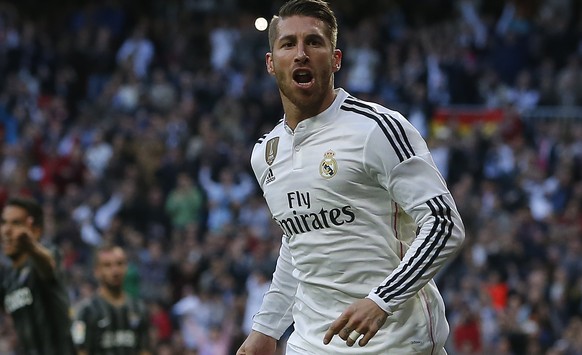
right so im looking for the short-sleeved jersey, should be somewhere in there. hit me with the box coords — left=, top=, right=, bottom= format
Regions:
left=0, top=245, right=76, bottom=355
left=72, top=294, right=150, bottom=355
left=250, top=88, right=465, bottom=354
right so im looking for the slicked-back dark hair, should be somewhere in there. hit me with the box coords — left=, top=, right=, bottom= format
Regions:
left=268, top=0, right=338, bottom=50
left=5, top=197, right=43, bottom=230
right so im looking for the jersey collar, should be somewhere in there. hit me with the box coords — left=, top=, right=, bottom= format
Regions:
left=284, top=88, right=348, bottom=134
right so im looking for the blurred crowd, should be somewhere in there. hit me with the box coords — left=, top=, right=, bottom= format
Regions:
left=1, top=0, right=582, bottom=354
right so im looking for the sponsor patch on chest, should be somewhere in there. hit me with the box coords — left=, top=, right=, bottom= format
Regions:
left=4, top=287, right=33, bottom=313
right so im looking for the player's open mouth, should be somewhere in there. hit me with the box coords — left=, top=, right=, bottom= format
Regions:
left=293, top=69, right=314, bottom=88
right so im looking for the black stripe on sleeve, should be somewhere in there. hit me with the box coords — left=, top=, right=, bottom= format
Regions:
left=381, top=112, right=415, bottom=159
left=255, top=119, right=284, bottom=145
left=346, top=98, right=415, bottom=157
left=341, top=98, right=415, bottom=162
left=375, top=195, right=453, bottom=302
left=256, top=133, right=267, bottom=144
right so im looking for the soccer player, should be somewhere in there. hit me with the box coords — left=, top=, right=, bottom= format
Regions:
left=236, top=0, right=466, bottom=354
left=72, top=245, right=151, bottom=355
left=0, top=196, right=77, bottom=355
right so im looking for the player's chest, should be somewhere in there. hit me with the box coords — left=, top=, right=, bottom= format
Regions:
left=261, top=133, right=367, bottom=212
left=90, top=306, right=143, bottom=348
left=2, top=266, right=35, bottom=313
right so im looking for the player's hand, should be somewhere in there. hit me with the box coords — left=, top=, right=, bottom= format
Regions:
left=16, top=217, right=36, bottom=252
left=236, top=330, right=277, bottom=355
left=17, top=232, right=35, bottom=250
left=323, top=298, right=388, bottom=347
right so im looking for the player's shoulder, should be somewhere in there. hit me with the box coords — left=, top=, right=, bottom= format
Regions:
left=340, top=94, right=405, bottom=122
left=251, top=119, right=285, bottom=168
left=128, top=295, right=147, bottom=308
left=254, top=119, right=285, bottom=147
left=83, top=295, right=104, bottom=310
left=339, top=92, right=422, bottom=143
left=73, top=297, right=98, bottom=318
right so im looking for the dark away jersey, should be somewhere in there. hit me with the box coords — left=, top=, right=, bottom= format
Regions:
left=73, top=295, right=150, bottom=355
left=0, top=248, right=76, bottom=355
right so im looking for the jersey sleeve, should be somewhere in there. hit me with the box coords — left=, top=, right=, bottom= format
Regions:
left=250, top=140, right=266, bottom=191
left=363, top=113, right=465, bottom=314
left=32, top=244, right=60, bottom=281
left=251, top=236, right=297, bottom=339
left=71, top=301, right=91, bottom=349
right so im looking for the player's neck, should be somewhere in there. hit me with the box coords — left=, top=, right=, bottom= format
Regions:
left=10, top=253, right=28, bottom=269
left=282, top=89, right=337, bottom=131
left=283, top=105, right=308, bottom=131
left=99, top=287, right=126, bottom=307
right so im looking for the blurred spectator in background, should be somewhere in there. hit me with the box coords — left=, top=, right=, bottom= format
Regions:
left=164, top=171, right=205, bottom=232
left=116, top=23, right=154, bottom=80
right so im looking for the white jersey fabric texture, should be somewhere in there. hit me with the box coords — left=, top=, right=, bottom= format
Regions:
left=250, top=88, right=465, bottom=354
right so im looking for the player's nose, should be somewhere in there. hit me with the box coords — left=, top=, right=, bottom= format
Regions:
left=294, top=44, right=308, bottom=64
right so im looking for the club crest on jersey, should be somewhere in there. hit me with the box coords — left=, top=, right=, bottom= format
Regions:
left=319, top=150, right=338, bottom=179
left=265, top=137, right=279, bottom=165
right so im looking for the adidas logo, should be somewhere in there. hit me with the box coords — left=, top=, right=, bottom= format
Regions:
left=266, top=168, right=276, bottom=184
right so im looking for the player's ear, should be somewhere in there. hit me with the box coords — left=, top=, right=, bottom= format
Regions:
left=26, top=216, right=34, bottom=228
left=332, top=49, right=342, bottom=73
left=26, top=216, right=42, bottom=240
left=266, top=53, right=275, bottom=76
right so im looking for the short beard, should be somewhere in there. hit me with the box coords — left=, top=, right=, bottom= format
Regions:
left=104, top=283, right=124, bottom=297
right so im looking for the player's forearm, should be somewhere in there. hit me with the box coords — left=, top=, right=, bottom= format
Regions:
left=369, top=193, right=465, bottom=313
left=27, top=241, right=57, bottom=280
left=252, top=237, right=297, bottom=339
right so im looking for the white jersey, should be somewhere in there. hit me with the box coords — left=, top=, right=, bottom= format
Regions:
left=250, top=88, right=465, bottom=354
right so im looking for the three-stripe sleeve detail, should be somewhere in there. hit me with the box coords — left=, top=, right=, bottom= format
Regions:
left=256, top=133, right=267, bottom=144
left=375, top=195, right=454, bottom=302
left=341, top=98, right=415, bottom=162
left=256, top=119, right=283, bottom=145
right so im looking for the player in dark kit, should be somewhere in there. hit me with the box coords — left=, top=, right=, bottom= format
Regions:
left=72, top=245, right=151, bottom=355
left=0, top=197, right=77, bottom=355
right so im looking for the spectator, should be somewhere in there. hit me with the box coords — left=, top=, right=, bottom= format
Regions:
left=116, top=24, right=155, bottom=79
left=164, top=171, right=205, bottom=231
left=198, top=165, right=254, bottom=233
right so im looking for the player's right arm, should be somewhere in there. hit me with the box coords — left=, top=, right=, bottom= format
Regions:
left=236, top=237, right=297, bottom=355
left=25, top=238, right=56, bottom=279
left=16, top=225, right=58, bottom=281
